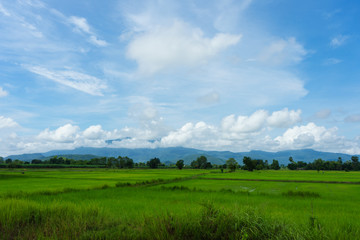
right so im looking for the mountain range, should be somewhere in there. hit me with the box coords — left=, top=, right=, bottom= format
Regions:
left=5, top=147, right=357, bottom=166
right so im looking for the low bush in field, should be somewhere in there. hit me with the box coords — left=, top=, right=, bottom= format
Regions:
left=282, top=190, right=320, bottom=198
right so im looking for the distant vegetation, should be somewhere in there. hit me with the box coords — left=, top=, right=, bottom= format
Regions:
left=1, top=154, right=360, bottom=171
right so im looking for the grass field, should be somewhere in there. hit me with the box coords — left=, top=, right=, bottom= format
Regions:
left=1, top=168, right=359, bottom=239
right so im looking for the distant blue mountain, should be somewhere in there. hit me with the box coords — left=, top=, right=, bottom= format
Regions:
left=5, top=147, right=357, bottom=166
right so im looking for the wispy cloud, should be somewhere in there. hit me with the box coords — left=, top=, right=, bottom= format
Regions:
left=0, top=87, right=8, bottom=97
left=323, top=58, right=342, bottom=65
left=315, top=109, right=332, bottom=119
left=68, top=16, right=108, bottom=47
left=330, top=35, right=349, bottom=48
left=26, top=66, right=107, bottom=96
left=259, top=37, right=307, bottom=65
left=345, top=114, right=360, bottom=123
left=0, top=3, right=10, bottom=16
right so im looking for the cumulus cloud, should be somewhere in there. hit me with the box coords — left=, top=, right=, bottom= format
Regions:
left=0, top=87, right=8, bottom=97
left=330, top=35, right=349, bottom=48
left=126, top=20, right=241, bottom=74
left=160, top=122, right=224, bottom=149
left=0, top=116, right=19, bottom=129
left=83, top=125, right=106, bottom=139
left=221, top=108, right=301, bottom=134
left=221, top=110, right=268, bottom=134
left=274, top=123, right=339, bottom=150
left=259, top=37, right=307, bottom=65
left=26, top=66, right=107, bottom=96
left=38, top=124, right=80, bottom=143
left=267, top=108, right=302, bottom=128
left=68, top=16, right=108, bottom=47
left=3, top=109, right=360, bottom=155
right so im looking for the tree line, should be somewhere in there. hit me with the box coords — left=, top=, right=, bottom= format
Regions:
left=1, top=155, right=359, bottom=171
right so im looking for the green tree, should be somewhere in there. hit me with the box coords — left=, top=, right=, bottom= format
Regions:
left=125, top=157, right=134, bottom=168
left=31, top=159, right=42, bottom=164
left=197, top=156, right=208, bottom=169
left=147, top=157, right=161, bottom=168
left=176, top=159, right=184, bottom=170
left=351, top=156, right=359, bottom=163
left=191, top=156, right=210, bottom=169
left=270, top=159, right=280, bottom=170
left=313, top=158, right=325, bottom=172
left=226, top=158, right=238, bottom=172
left=351, top=156, right=359, bottom=170
left=287, top=157, right=298, bottom=170
left=243, top=156, right=255, bottom=171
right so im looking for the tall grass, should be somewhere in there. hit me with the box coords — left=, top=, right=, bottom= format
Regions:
left=0, top=199, right=329, bottom=240
left=0, top=199, right=114, bottom=240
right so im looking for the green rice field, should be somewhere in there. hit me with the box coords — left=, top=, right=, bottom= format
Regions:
left=1, top=168, right=359, bottom=239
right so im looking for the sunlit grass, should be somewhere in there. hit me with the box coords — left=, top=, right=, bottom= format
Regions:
left=1, top=168, right=359, bottom=239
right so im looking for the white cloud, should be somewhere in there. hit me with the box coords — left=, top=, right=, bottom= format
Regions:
left=221, top=110, right=268, bottom=133
left=126, top=20, right=241, bottom=74
left=0, top=116, right=19, bottom=129
left=3, top=110, right=360, bottom=155
left=83, top=125, right=106, bottom=139
left=267, top=108, right=302, bottom=128
left=68, top=16, right=108, bottom=47
left=38, top=124, right=80, bottom=142
left=259, top=37, right=307, bottom=65
left=274, top=123, right=339, bottom=150
left=89, top=35, right=108, bottom=47
left=160, top=121, right=223, bottom=149
left=330, top=35, right=349, bottom=48
left=0, top=87, right=8, bottom=97
left=68, top=16, right=91, bottom=34
left=26, top=66, right=107, bottom=96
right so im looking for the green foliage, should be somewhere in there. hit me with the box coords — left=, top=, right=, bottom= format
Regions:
left=226, top=158, right=238, bottom=172
left=270, top=159, right=280, bottom=170
left=175, top=159, right=184, bottom=170
left=147, top=157, right=161, bottom=168
left=242, top=156, right=255, bottom=171
left=190, top=156, right=212, bottom=169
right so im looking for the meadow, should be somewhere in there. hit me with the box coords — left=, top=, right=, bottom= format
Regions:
left=0, top=168, right=359, bottom=239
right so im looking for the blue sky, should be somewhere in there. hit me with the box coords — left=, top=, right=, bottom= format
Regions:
left=1, top=0, right=360, bottom=156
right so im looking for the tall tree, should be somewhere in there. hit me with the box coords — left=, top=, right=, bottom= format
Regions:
left=176, top=159, right=184, bottom=170
left=270, top=159, right=280, bottom=170
left=147, top=157, right=161, bottom=169
left=243, top=156, right=255, bottom=171
left=226, top=158, right=238, bottom=172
